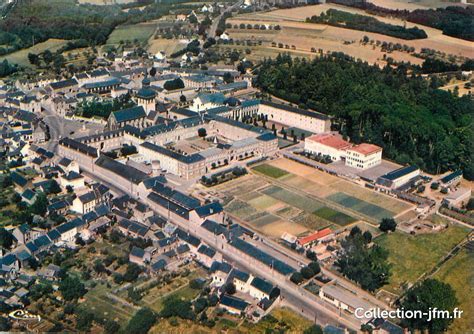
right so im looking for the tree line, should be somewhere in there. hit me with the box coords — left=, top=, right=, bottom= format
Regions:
left=0, top=0, right=200, bottom=56
left=306, top=9, right=428, bottom=40
left=256, top=53, right=474, bottom=179
left=328, top=0, right=474, bottom=41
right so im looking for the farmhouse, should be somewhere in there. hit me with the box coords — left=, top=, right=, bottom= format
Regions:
left=297, top=228, right=333, bottom=249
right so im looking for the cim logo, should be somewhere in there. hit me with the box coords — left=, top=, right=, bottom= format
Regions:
left=8, top=310, right=41, bottom=322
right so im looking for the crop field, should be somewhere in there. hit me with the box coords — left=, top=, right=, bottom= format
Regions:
left=327, top=192, right=395, bottom=220
left=434, top=247, right=473, bottom=334
left=0, top=39, right=68, bottom=67
left=220, top=158, right=415, bottom=238
left=375, top=225, right=470, bottom=295
left=148, top=37, right=187, bottom=56
left=107, top=22, right=157, bottom=45
left=252, top=164, right=289, bottom=179
left=313, top=207, right=356, bottom=226
left=261, top=186, right=325, bottom=213
left=268, top=159, right=412, bottom=219
left=227, top=4, right=473, bottom=65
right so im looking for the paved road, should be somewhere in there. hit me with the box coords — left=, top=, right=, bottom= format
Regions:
left=41, top=106, right=103, bottom=153
left=208, top=1, right=242, bottom=38
left=74, top=163, right=361, bottom=331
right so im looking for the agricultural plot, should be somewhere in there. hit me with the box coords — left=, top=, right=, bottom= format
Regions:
left=228, top=3, right=473, bottom=66
left=252, top=164, right=289, bottom=179
left=148, top=37, right=187, bottom=56
left=326, top=192, right=395, bottom=220
left=0, top=39, right=68, bottom=67
left=106, top=22, right=156, bottom=45
left=82, top=283, right=136, bottom=326
left=261, top=185, right=324, bottom=213
left=313, top=207, right=357, bottom=226
left=375, top=225, right=470, bottom=295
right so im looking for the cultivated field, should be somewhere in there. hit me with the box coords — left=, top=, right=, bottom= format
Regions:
left=266, top=158, right=413, bottom=219
left=217, top=158, right=412, bottom=239
left=0, top=39, right=69, bottom=67
left=106, top=21, right=157, bottom=45
left=434, top=247, right=474, bottom=334
left=227, top=4, right=473, bottom=65
left=375, top=225, right=470, bottom=295
left=148, top=37, right=187, bottom=56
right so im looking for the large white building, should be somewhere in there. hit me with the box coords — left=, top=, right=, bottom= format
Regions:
left=304, top=133, right=352, bottom=161
left=258, top=101, right=331, bottom=134
left=345, top=143, right=382, bottom=170
left=304, top=133, right=382, bottom=169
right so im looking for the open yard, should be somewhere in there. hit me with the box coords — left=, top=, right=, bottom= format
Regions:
left=0, top=39, right=69, bottom=67
left=375, top=225, right=470, bottom=295
left=434, top=247, right=473, bottom=334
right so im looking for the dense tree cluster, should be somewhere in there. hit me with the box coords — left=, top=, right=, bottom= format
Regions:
left=125, top=307, right=157, bottom=334
left=0, top=60, right=17, bottom=78
left=0, top=0, right=198, bottom=56
left=400, top=279, right=458, bottom=333
left=80, top=94, right=134, bottom=119
left=328, top=0, right=474, bottom=41
left=256, top=54, right=474, bottom=179
left=59, top=276, right=87, bottom=301
left=306, top=9, right=427, bottom=40
left=163, top=78, right=185, bottom=91
left=336, top=227, right=390, bottom=291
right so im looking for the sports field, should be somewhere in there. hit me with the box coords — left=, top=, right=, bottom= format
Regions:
left=375, top=225, right=470, bottom=295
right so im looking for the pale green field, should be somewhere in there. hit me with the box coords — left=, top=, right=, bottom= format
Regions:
left=0, top=39, right=69, bottom=67
left=106, top=22, right=156, bottom=45
left=375, top=226, right=470, bottom=295
left=434, top=248, right=473, bottom=334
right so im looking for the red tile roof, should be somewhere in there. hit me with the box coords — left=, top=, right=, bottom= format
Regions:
left=297, top=228, right=333, bottom=246
left=347, top=143, right=382, bottom=156
left=306, top=133, right=352, bottom=150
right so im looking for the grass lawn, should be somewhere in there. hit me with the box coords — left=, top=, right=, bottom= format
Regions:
left=82, top=283, right=136, bottom=326
left=106, top=22, right=156, bottom=45
left=313, top=206, right=357, bottom=226
left=434, top=248, right=473, bottom=334
left=375, top=225, right=470, bottom=295
left=252, top=164, right=289, bottom=179
left=0, top=39, right=69, bottom=67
